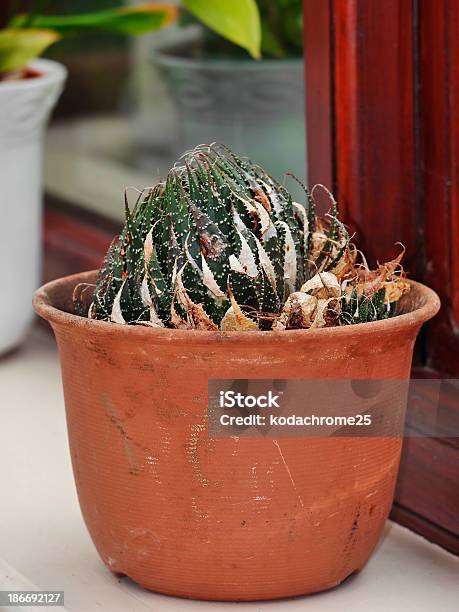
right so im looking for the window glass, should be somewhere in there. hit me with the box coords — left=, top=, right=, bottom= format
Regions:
left=44, top=0, right=306, bottom=221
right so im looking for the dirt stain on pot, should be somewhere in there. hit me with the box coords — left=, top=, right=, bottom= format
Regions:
left=186, top=419, right=210, bottom=486
left=102, top=393, right=142, bottom=475
left=350, top=509, right=361, bottom=537
left=191, top=495, right=209, bottom=520
left=87, top=341, right=116, bottom=366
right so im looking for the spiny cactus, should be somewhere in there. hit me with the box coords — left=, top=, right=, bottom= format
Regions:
left=78, top=143, right=409, bottom=331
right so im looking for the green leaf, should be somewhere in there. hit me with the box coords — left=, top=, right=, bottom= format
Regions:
left=183, top=0, right=261, bottom=59
left=9, top=4, right=177, bottom=36
left=0, top=28, right=59, bottom=74
left=260, top=20, right=286, bottom=58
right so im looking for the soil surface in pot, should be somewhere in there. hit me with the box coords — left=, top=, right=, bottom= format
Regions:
left=0, top=67, right=42, bottom=82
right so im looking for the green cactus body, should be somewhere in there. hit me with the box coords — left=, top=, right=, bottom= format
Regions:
left=86, top=144, right=408, bottom=330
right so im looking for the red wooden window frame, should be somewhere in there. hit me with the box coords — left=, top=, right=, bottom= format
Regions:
left=304, top=0, right=459, bottom=554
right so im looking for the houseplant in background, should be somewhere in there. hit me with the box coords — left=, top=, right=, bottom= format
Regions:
left=33, top=144, right=439, bottom=600
left=0, top=0, right=269, bottom=354
left=0, top=2, right=182, bottom=354
left=152, top=0, right=306, bottom=199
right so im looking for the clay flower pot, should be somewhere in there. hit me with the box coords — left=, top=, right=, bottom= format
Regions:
left=33, top=271, right=439, bottom=601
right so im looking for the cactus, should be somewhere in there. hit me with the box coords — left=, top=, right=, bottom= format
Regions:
left=81, top=143, right=409, bottom=331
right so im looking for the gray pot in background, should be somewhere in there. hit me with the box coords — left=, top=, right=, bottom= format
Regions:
left=152, top=45, right=307, bottom=200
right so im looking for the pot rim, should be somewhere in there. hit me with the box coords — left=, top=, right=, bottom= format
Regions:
left=33, top=270, right=441, bottom=345
left=0, top=58, right=67, bottom=93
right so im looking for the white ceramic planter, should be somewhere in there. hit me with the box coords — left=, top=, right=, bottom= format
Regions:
left=0, top=59, right=66, bottom=354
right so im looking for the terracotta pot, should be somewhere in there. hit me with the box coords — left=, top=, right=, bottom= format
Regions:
left=33, top=271, right=439, bottom=601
